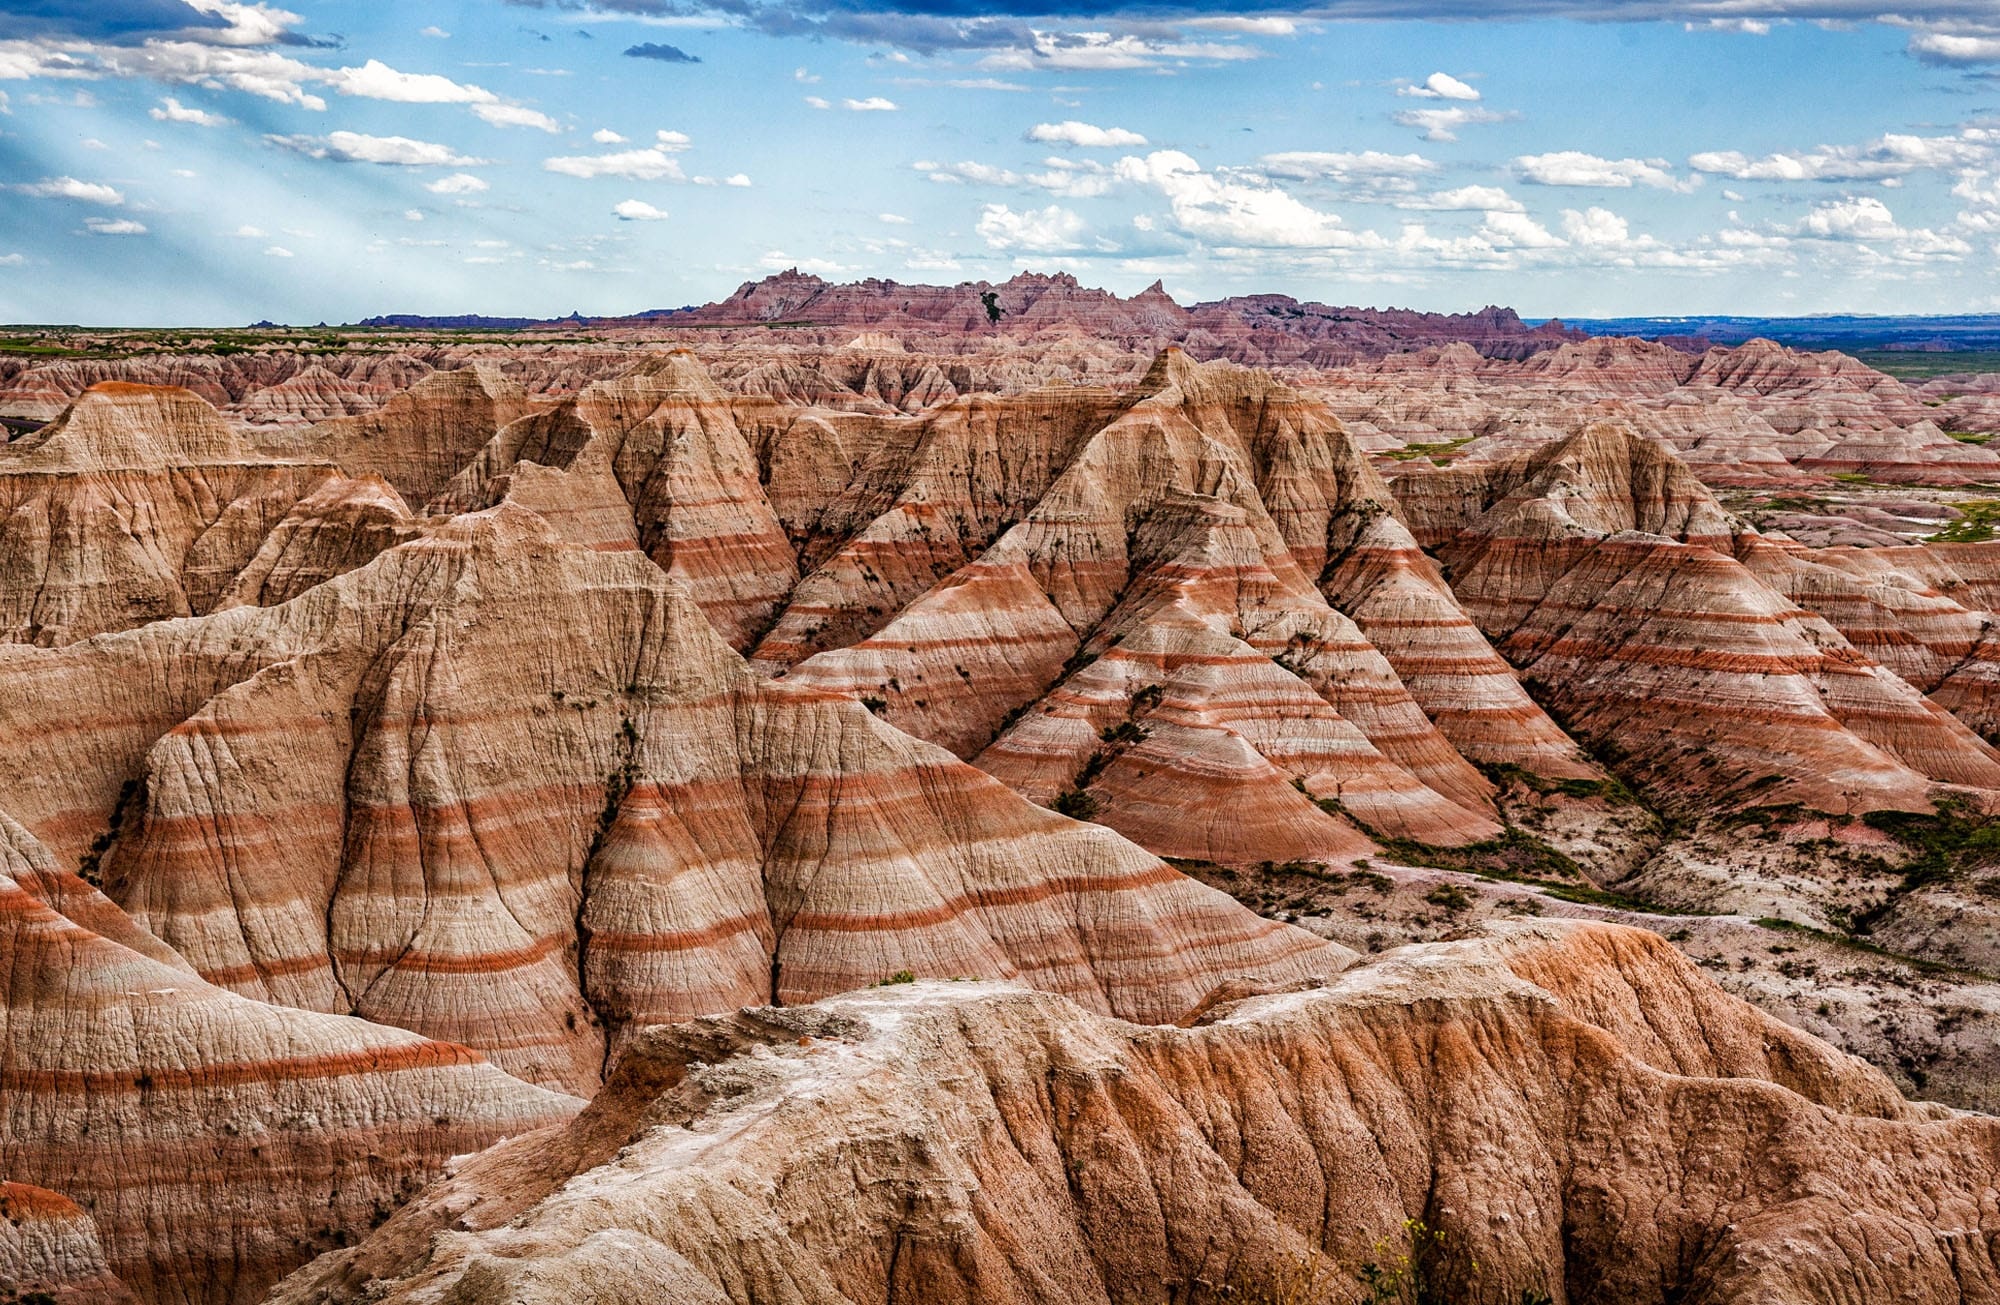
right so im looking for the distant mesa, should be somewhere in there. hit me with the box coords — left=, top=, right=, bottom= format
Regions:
left=341, top=270, right=1588, bottom=363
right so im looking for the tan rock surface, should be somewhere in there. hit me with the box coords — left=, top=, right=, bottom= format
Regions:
left=269, top=919, right=2000, bottom=1305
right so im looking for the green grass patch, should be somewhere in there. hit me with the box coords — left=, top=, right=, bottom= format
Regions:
left=1384, top=436, right=1475, bottom=464
left=1928, top=500, right=2000, bottom=543
left=1852, top=350, right=2000, bottom=380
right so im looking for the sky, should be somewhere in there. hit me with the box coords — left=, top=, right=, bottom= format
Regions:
left=2, top=0, right=2000, bottom=323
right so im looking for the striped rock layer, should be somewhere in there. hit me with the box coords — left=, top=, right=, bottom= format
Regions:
left=0, top=808, right=580, bottom=1305
left=0, top=503, right=1343, bottom=1100
left=270, top=920, right=2000, bottom=1305
left=16, top=339, right=2000, bottom=1304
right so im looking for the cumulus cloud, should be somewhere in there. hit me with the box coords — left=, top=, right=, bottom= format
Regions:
left=1516, top=151, right=1687, bottom=189
left=1690, top=130, right=1994, bottom=181
left=1391, top=106, right=1511, bottom=141
left=263, top=244, right=293, bottom=257
left=975, top=202, right=1088, bottom=251
left=1479, top=210, right=1565, bottom=248
left=1909, top=32, right=2000, bottom=64
left=1116, top=149, right=1363, bottom=248
left=472, top=102, right=560, bottom=131
left=148, top=95, right=228, bottom=125
left=613, top=198, right=670, bottom=220
left=624, top=42, right=700, bottom=63
left=844, top=96, right=898, bottom=110
left=268, top=131, right=487, bottom=166
left=15, top=176, right=123, bottom=204
left=1027, top=120, right=1146, bottom=147
left=1561, top=205, right=1634, bottom=246
left=544, top=129, right=691, bottom=180
left=592, top=128, right=627, bottom=143
left=1793, top=194, right=1905, bottom=239
left=1398, top=71, right=1479, bottom=100
left=1404, top=184, right=1523, bottom=211
left=425, top=172, right=488, bottom=194
left=326, top=59, right=492, bottom=104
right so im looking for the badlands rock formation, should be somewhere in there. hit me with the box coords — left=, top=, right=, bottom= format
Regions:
left=7, top=292, right=2000, bottom=1304
left=272, top=922, right=2000, bottom=1305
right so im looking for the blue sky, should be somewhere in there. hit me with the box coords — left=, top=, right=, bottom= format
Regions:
left=2, top=0, right=1999, bottom=323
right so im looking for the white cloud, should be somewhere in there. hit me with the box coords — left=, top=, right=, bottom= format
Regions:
left=327, top=59, right=492, bottom=104
left=1794, top=195, right=1904, bottom=239
left=794, top=67, right=821, bottom=83
left=724, top=172, right=751, bottom=186
left=16, top=176, right=123, bottom=205
left=472, top=102, right=560, bottom=132
left=592, top=128, right=627, bottom=144
left=1398, top=72, right=1480, bottom=101
left=985, top=30, right=1261, bottom=71
left=1909, top=32, right=2000, bottom=65
left=0, top=254, right=24, bottom=267
left=976, top=202, right=1088, bottom=252
left=915, top=159, right=1023, bottom=186
left=879, top=212, right=912, bottom=223
left=1479, top=210, right=1565, bottom=248
left=1516, top=150, right=1686, bottom=189
left=613, top=198, right=670, bottom=220
left=264, top=244, right=294, bottom=257
left=1690, top=131, right=1994, bottom=182
left=543, top=130, right=691, bottom=180
left=269, top=131, right=486, bottom=166
left=1027, top=156, right=1115, bottom=197
left=403, top=208, right=423, bottom=221
left=1116, top=149, right=1363, bottom=248
left=1392, top=106, right=1511, bottom=142
left=1404, top=184, right=1524, bottom=212
left=1027, top=120, right=1147, bottom=147
left=1258, top=150, right=1440, bottom=181
left=1187, top=16, right=1297, bottom=34
left=83, top=217, right=146, bottom=235
left=843, top=96, right=898, bottom=111
left=1560, top=206, right=1632, bottom=246
left=425, top=172, right=488, bottom=195
left=148, top=96, right=229, bottom=126
left=420, top=25, right=450, bottom=38
left=232, top=224, right=266, bottom=237
left=804, top=95, right=831, bottom=109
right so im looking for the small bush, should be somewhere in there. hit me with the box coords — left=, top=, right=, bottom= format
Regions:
left=1051, top=789, right=1101, bottom=821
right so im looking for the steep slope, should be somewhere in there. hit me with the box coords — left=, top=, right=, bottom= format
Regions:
left=286, top=364, right=535, bottom=510
left=0, top=501, right=1342, bottom=1103
left=437, top=351, right=798, bottom=647
left=270, top=919, right=2000, bottom=1305
left=0, top=809, right=579, bottom=1305
left=0, top=383, right=345, bottom=644
left=1417, top=422, right=2000, bottom=815
left=778, top=350, right=1510, bottom=858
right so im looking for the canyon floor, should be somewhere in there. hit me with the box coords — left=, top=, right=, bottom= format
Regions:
left=7, top=275, right=2000, bottom=1304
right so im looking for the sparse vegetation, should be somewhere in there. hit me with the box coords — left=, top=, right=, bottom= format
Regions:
left=1051, top=788, right=1101, bottom=820
left=1928, top=500, right=2000, bottom=544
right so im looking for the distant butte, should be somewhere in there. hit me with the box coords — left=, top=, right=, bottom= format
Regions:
left=352, top=269, right=1587, bottom=364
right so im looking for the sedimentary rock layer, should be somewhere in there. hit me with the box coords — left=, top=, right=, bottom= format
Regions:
left=270, top=920, right=2000, bottom=1305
